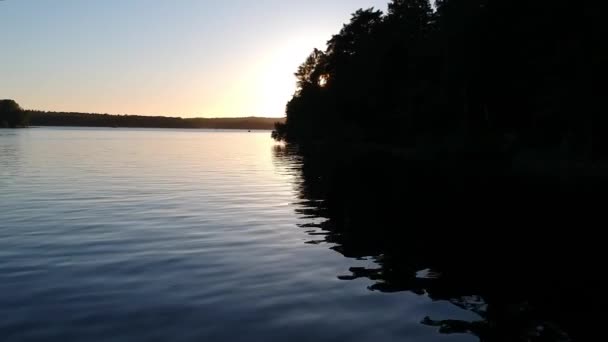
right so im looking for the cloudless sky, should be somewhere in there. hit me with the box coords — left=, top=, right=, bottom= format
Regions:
left=0, top=0, right=389, bottom=118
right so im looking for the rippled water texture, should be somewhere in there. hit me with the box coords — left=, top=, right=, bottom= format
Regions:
left=0, top=128, right=474, bottom=342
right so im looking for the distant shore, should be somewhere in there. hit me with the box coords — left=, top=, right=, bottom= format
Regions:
left=27, top=111, right=284, bottom=131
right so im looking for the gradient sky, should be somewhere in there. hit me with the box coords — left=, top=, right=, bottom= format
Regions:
left=0, top=0, right=389, bottom=118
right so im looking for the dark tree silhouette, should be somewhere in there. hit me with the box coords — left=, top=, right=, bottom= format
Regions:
left=271, top=2, right=604, bottom=340
left=273, top=0, right=602, bottom=159
left=0, top=99, right=28, bottom=128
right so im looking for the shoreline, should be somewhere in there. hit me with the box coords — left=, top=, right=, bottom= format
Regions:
left=23, top=125, right=273, bottom=131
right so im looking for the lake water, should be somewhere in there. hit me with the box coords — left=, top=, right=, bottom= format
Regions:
left=0, top=127, right=476, bottom=342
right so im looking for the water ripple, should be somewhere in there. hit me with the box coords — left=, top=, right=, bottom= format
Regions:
left=0, top=128, right=473, bottom=342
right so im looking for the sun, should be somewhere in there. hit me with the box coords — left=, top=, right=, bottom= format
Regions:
left=255, top=36, right=327, bottom=117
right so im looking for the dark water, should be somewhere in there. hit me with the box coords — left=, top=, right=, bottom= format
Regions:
left=0, top=127, right=474, bottom=342
left=0, top=128, right=598, bottom=341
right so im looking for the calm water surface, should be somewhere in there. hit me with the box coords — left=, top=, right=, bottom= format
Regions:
left=0, top=127, right=475, bottom=341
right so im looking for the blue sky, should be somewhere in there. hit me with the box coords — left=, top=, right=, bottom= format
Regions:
left=0, top=0, right=389, bottom=117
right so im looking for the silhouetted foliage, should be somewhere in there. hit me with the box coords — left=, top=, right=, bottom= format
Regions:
left=272, top=2, right=604, bottom=340
left=27, top=111, right=283, bottom=130
left=273, top=0, right=604, bottom=160
left=0, top=99, right=28, bottom=128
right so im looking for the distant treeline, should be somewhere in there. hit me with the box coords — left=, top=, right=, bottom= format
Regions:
left=273, top=0, right=603, bottom=159
left=27, top=111, right=283, bottom=130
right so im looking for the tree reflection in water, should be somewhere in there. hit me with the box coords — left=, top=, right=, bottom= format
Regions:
left=273, top=144, right=602, bottom=342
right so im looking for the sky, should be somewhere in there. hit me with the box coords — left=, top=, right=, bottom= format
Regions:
left=0, top=0, right=389, bottom=118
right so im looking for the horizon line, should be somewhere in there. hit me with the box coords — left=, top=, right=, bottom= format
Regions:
left=25, top=108, right=285, bottom=120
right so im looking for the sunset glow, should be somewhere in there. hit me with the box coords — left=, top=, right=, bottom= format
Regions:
left=0, top=0, right=387, bottom=118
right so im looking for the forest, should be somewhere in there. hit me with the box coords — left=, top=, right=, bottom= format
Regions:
left=1, top=100, right=282, bottom=130
left=273, top=0, right=603, bottom=160
left=270, top=3, right=604, bottom=338
left=21, top=109, right=281, bottom=130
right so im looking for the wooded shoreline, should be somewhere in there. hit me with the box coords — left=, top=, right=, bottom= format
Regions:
left=27, top=111, right=284, bottom=130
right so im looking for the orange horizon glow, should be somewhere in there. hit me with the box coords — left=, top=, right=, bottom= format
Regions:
left=0, top=0, right=388, bottom=118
